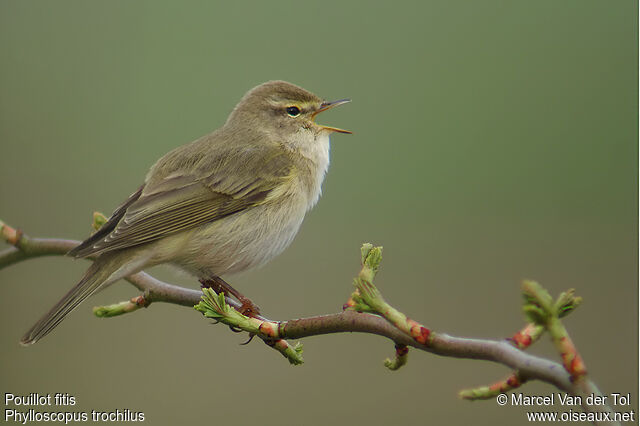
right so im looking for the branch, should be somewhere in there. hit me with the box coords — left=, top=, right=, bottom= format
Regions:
left=0, top=219, right=621, bottom=425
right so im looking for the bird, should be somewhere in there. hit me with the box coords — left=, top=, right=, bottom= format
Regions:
left=21, top=80, right=351, bottom=345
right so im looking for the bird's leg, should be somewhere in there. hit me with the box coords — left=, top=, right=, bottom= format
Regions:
left=199, top=276, right=261, bottom=318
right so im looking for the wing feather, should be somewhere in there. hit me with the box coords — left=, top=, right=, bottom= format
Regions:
left=69, top=145, right=293, bottom=258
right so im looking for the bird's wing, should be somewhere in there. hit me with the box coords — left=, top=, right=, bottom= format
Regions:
left=68, top=146, right=294, bottom=258
left=67, top=185, right=145, bottom=258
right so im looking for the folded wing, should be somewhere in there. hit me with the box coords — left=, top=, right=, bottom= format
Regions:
left=68, top=146, right=293, bottom=258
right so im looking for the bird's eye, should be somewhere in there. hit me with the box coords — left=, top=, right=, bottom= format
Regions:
left=286, top=106, right=301, bottom=117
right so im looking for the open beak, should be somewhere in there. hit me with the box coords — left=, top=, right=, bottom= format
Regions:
left=313, top=99, right=352, bottom=134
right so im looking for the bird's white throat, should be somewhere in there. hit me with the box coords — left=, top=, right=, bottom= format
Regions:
left=295, top=131, right=330, bottom=209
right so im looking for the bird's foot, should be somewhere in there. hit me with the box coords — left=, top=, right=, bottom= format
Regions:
left=199, top=276, right=261, bottom=318
left=237, top=296, right=261, bottom=318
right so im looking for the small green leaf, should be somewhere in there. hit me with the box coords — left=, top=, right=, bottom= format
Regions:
left=92, top=212, right=108, bottom=232
left=523, top=305, right=548, bottom=325
left=360, top=243, right=374, bottom=264
left=363, top=246, right=383, bottom=272
left=522, top=280, right=553, bottom=312
left=555, top=289, right=582, bottom=318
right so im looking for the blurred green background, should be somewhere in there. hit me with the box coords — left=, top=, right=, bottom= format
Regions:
left=1, top=1, right=637, bottom=425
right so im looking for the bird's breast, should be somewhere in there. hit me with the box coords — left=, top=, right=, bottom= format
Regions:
left=169, top=133, right=331, bottom=278
left=173, top=189, right=309, bottom=277
left=294, top=132, right=330, bottom=209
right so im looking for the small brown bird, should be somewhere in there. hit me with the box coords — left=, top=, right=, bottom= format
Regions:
left=21, top=80, right=350, bottom=345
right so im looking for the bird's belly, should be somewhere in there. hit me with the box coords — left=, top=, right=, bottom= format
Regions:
left=170, top=197, right=307, bottom=278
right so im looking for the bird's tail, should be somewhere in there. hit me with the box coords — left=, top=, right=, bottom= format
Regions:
left=20, top=252, right=133, bottom=345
